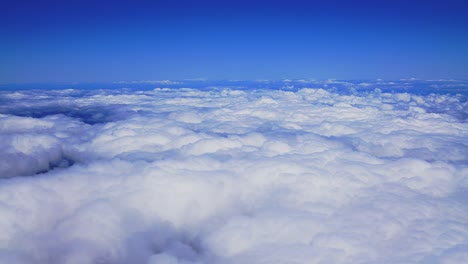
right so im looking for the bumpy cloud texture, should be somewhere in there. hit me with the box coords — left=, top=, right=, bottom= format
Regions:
left=0, top=82, right=467, bottom=264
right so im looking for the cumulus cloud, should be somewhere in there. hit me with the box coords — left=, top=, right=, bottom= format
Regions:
left=0, top=82, right=467, bottom=264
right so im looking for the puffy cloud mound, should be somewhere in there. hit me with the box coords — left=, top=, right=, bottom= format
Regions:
left=0, top=84, right=467, bottom=264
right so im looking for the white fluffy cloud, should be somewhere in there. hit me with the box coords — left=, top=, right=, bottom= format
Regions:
left=0, top=84, right=467, bottom=264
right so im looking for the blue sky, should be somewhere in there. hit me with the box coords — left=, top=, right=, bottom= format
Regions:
left=1, top=0, right=468, bottom=83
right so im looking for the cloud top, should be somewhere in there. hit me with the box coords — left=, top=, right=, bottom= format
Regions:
left=0, top=84, right=467, bottom=263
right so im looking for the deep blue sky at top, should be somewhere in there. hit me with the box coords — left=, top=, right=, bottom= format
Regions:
left=1, top=0, right=468, bottom=83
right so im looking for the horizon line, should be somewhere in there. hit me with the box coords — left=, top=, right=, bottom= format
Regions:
left=0, top=78, right=466, bottom=86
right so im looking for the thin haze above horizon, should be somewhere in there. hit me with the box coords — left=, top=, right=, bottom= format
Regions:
left=1, top=0, right=468, bottom=83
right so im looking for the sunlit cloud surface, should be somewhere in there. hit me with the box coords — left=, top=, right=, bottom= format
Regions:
left=0, top=82, right=467, bottom=263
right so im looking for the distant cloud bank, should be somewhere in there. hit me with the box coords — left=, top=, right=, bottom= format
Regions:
left=0, top=82, right=467, bottom=263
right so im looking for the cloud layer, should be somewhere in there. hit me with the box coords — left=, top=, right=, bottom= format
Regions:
left=0, top=84, right=467, bottom=263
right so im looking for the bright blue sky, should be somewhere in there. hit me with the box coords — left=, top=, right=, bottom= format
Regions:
left=1, top=0, right=468, bottom=83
